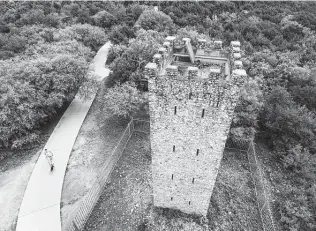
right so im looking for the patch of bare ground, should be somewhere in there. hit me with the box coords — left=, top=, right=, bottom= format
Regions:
left=254, top=141, right=294, bottom=231
left=84, top=132, right=152, bottom=231
left=83, top=133, right=262, bottom=231
left=0, top=104, right=67, bottom=231
left=60, top=89, right=129, bottom=227
left=207, top=149, right=263, bottom=231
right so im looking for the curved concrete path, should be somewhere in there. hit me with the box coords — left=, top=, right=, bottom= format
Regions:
left=16, top=42, right=111, bottom=231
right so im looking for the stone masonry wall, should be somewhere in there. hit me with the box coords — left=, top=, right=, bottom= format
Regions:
left=145, top=38, right=246, bottom=216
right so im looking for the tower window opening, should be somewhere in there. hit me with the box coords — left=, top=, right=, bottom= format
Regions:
left=189, top=92, right=192, bottom=99
left=196, top=149, right=199, bottom=156
left=173, top=145, right=175, bottom=152
left=189, top=201, right=191, bottom=205
left=171, top=174, right=174, bottom=180
left=201, top=109, right=205, bottom=118
left=174, top=106, right=177, bottom=115
left=192, top=178, right=195, bottom=184
left=171, top=197, right=173, bottom=201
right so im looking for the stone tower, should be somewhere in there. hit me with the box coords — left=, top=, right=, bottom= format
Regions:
left=145, top=36, right=247, bottom=216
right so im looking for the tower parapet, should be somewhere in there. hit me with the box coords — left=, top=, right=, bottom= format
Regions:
left=146, top=37, right=247, bottom=216
left=214, top=40, right=223, bottom=50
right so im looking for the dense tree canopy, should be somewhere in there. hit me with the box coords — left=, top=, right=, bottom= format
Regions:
left=106, top=29, right=165, bottom=88
left=1, top=1, right=316, bottom=229
left=99, top=82, right=146, bottom=119
left=0, top=55, right=88, bottom=148
left=135, top=9, right=175, bottom=32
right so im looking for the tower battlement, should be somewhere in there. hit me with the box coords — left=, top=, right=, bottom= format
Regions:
left=146, top=36, right=247, bottom=216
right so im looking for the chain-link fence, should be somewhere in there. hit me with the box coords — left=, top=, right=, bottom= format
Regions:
left=63, top=119, right=149, bottom=231
left=247, top=141, right=277, bottom=231
left=225, top=137, right=277, bottom=231
left=63, top=121, right=276, bottom=231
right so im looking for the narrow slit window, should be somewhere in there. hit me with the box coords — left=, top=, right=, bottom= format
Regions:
left=171, top=197, right=173, bottom=201
left=189, top=92, right=192, bottom=99
left=216, top=99, right=220, bottom=107
left=192, top=178, right=195, bottom=184
left=171, top=174, right=174, bottom=180
left=201, top=109, right=205, bottom=118
left=196, top=149, right=199, bottom=156
left=173, top=145, right=175, bottom=152
left=174, top=106, right=177, bottom=115
left=189, top=201, right=191, bottom=205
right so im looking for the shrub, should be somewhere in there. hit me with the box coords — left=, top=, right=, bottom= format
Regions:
left=108, top=24, right=135, bottom=45
left=92, top=10, right=117, bottom=28
left=135, top=9, right=174, bottom=32
left=0, top=54, right=88, bottom=149
left=55, top=24, right=107, bottom=51
left=99, top=82, right=147, bottom=119
left=106, top=44, right=127, bottom=64
left=229, top=79, right=263, bottom=142
left=280, top=199, right=315, bottom=231
left=260, top=87, right=316, bottom=152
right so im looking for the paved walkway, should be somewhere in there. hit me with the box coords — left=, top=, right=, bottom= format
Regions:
left=16, top=42, right=111, bottom=231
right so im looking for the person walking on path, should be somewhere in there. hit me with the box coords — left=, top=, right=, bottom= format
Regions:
left=44, top=148, right=54, bottom=171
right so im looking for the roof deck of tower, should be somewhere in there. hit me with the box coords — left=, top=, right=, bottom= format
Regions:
left=156, top=37, right=232, bottom=80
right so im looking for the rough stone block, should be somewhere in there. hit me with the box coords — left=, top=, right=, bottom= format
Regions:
left=230, top=40, right=241, bottom=47
left=234, top=60, right=243, bottom=69
left=166, top=65, right=178, bottom=78
left=214, top=40, right=223, bottom=49
left=188, top=66, right=199, bottom=79
left=233, top=52, right=241, bottom=60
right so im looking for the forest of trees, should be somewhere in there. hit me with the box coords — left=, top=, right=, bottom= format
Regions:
left=1, top=1, right=316, bottom=230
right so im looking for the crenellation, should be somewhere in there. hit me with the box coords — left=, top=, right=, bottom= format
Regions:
left=233, top=52, right=241, bottom=60
left=234, top=60, right=243, bottom=69
left=231, top=69, right=247, bottom=86
left=197, top=39, right=206, bottom=49
left=188, top=66, right=199, bottom=79
left=163, top=41, right=172, bottom=58
left=158, top=47, right=167, bottom=65
left=230, top=40, right=241, bottom=48
left=153, top=54, right=162, bottom=70
left=165, top=36, right=176, bottom=51
left=209, top=67, right=221, bottom=84
left=144, top=62, right=158, bottom=79
left=214, top=40, right=223, bottom=50
left=148, top=36, right=247, bottom=216
left=232, top=46, right=241, bottom=53
left=166, top=65, right=179, bottom=78
left=158, top=47, right=167, bottom=54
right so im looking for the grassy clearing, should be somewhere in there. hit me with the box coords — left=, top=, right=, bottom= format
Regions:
left=84, top=132, right=152, bottom=231
left=61, top=87, right=130, bottom=225
left=84, top=133, right=262, bottom=231
left=207, top=149, right=263, bottom=231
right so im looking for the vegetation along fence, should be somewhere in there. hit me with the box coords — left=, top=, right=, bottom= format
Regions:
left=63, top=119, right=150, bottom=231
left=226, top=138, right=277, bottom=231
left=64, top=121, right=275, bottom=231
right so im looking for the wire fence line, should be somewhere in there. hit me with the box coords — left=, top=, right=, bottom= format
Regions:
left=63, top=119, right=149, bottom=231
left=225, top=138, right=277, bottom=231
left=247, top=141, right=277, bottom=231
left=63, top=120, right=276, bottom=231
